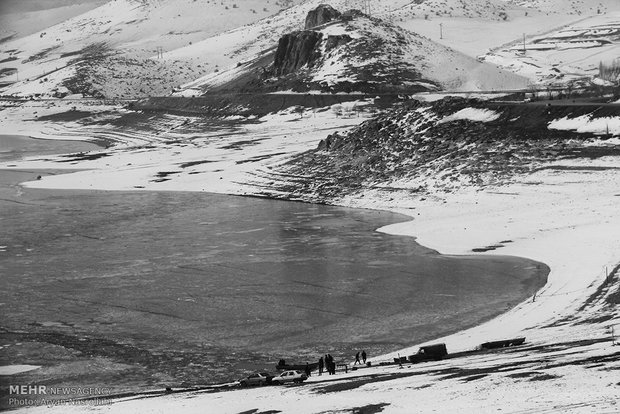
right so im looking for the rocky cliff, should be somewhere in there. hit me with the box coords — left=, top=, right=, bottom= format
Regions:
left=273, top=4, right=350, bottom=77
left=304, top=4, right=342, bottom=29
left=273, top=30, right=323, bottom=76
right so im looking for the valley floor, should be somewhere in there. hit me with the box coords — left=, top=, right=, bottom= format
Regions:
left=1, top=99, right=619, bottom=413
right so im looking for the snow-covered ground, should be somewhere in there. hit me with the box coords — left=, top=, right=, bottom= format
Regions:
left=397, top=14, right=581, bottom=59
left=481, top=11, right=620, bottom=85
left=2, top=99, right=619, bottom=413
left=0, top=365, right=41, bottom=376
left=0, top=1, right=106, bottom=40
left=0, top=0, right=307, bottom=98
left=0, top=99, right=373, bottom=194
left=4, top=0, right=615, bottom=100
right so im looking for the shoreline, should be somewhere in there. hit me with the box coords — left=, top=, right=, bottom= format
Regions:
left=0, top=136, right=548, bottom=392
left=353, top=167, right=620, bottom=356
left=0, top=162, right=548, bottom=377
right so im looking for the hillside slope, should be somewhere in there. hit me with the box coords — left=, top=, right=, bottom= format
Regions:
left=2, top=0, right=615, bottom=98
left=0, top=1, right=107, bottom=41
left=504, top=0, right=620, bottom=14
left=387, top=0, right=515, bottom=21
left=0, top=0, right=304, bottom=98
left=276, top=98, right=620, bottom=199
left=483, top=11, right=620, bottom=86
left=175, top=6, right=529, bottom=95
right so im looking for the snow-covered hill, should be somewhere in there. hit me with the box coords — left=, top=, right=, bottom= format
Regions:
left=177, top=6, right=529, bottom=95
left=482, top=11, right=620, bottom=86
left=0, top=0, right=305, bottom=98
left=1, top=0, right=616, bottom=99
left=0, top=1, right=107, bottom=41
left=386, top=0, right=515, bottom=21
left=504, top=0, right=620, bottom=15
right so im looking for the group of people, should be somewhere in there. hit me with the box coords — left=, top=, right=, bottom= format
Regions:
left=315, top=350, right=368, bottom=376
left=317, top=354, right=336, bottom=375
left=354, top=350, right=367, bottom=365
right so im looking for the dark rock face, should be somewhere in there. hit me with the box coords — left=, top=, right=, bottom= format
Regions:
left=325, top=34, right=352, bottom=52
left=273, top=31, right=323, bottom=76
left=342, top=9, right=364, bottom=21
left=305, top=4, right=342, bottom=29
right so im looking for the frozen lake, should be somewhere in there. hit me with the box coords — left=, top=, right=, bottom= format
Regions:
left=0, top=135, right=547, bottom=396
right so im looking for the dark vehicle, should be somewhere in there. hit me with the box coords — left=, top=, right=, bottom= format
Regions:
left=480, top=337, right=526, bottom=350
left=238, top=372, right=273, bottom=386
left=276, top=359, right=319, bottom=372
left=271, top=370, right=308, bottom=384
left=407, top=343, right=448, bottom=363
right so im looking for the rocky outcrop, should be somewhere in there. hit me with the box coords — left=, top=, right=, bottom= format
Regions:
left=273, top=31, right=323, bottom=76
left=341, top=9, right=365, bottom=21
left=325, top=34, right=352, bottom=52
left=305, top=4, right=342, bottom=29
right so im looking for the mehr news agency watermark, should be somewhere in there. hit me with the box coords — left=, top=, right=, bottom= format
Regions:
left=7, top=384, right=113, bottom=407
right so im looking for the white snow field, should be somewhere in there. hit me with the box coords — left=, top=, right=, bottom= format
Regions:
left=482, top=11, right=620, bottom=85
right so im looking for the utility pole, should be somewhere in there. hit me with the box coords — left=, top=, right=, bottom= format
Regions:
left=440, top=23, right=443, bottom=39
left=363, top=0, right=371, bottom=16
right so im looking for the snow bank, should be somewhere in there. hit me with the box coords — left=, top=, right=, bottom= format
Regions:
left=0, top=365, right=41, bottom=375
left=549, top=115, right=620, bottom=136
left=439, top=107, right=500, bottom=123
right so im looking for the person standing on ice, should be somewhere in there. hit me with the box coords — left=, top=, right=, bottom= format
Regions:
left=318, top=356, right=324, bottom=375
left=354, top=351, right=361, bottom=365
left=362, top=350, right=367, bottom=364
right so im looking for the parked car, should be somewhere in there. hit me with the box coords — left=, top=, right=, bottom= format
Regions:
left=238, top=372, right=273, bottom=387
left=271, top=370, right=307, bottom=385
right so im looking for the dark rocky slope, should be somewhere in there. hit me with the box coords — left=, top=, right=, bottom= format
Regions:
left=272, top=98, right=620, bottom=201
left=273, top=31, right=324, bottom=76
